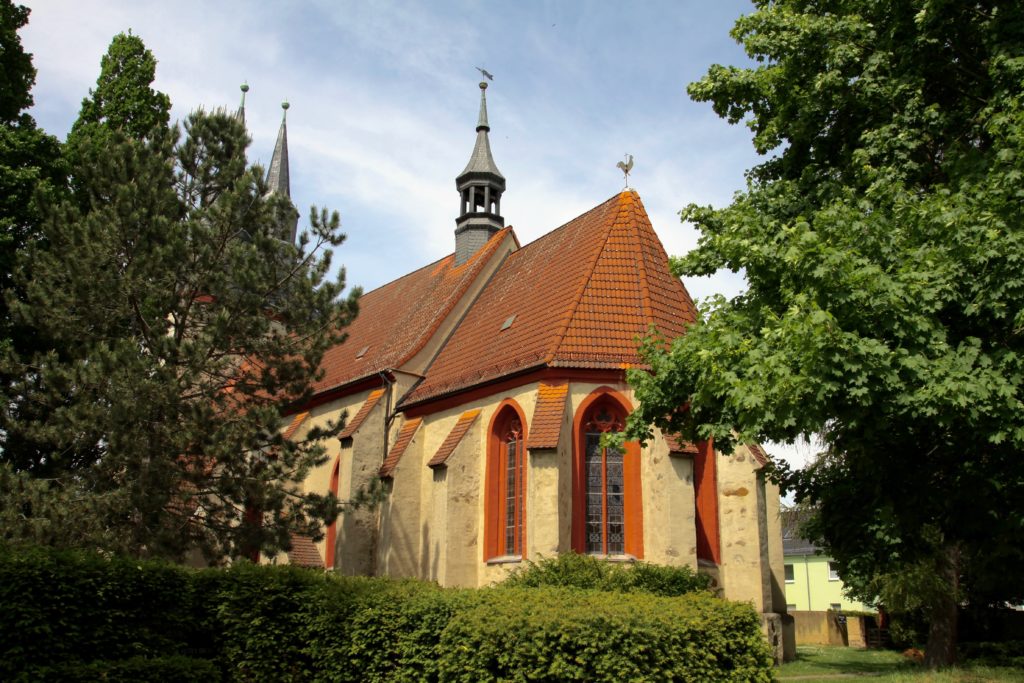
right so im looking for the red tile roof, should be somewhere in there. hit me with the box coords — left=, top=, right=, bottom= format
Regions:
left=314, top=228, right=512, bottom=394
left=404, top=191, right=697, bottom=405
left=664, top=432, right=699, bottom=456
left=427, top=409, right=481, bottom=468
left=526, top=382, right=568, bottom=449
left=287, top=533, right=324, bottom=568
left=338, top=389, right=385, bottom=439
left=748, top=443, right=769, bottom=466
left=282, top=412, right=309, bottom=440
left=378, top=417, right=422, bottom=478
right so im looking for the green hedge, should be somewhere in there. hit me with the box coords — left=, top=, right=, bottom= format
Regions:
left=501, top=551, right=714, bottom=595
left=0, top=546, right=771, bottom=682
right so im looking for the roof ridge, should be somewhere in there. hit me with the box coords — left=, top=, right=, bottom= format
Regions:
left=392, top=226, right=512, bottom=369
left=633, top=193, right=699, bottom=331
left=543, top=193, right=627, bottom=365
left=628, top=194, right=656, bottom=326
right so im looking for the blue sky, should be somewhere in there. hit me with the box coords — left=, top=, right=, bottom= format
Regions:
left=22, top=0, right=762, bottom=299
left=20, top=0, right=813, bottom=474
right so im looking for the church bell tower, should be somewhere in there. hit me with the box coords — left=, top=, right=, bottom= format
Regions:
left=454, top=81, right=505, bottom=266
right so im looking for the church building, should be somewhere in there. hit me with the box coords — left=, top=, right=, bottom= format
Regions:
left=260, top=81, right=787, bottom=632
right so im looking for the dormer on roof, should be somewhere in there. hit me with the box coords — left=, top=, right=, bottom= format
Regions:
left=454, top=81, right=506, bottom=266
left=266, top=100, right=299, bottom=243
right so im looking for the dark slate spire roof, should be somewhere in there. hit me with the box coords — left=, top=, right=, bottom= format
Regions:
left=454, top=81, right=506, bottom=265
left=458, top=82, right=504, bottom=180
left=236, top=82, right=249, bottom=124
left=266, top=101, right=290, bottom=198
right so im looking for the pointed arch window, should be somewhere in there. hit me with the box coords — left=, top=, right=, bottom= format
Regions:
left=572, top=390, right=643, bottom=558
left=485, top=402, right=527, bottom=560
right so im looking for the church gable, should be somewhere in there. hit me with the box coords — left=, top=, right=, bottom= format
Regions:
left=314, top=227, right=512, bottom=395
left=403, top=191, right=698, bottom=407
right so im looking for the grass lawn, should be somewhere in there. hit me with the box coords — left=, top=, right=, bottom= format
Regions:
left=778, top=645, right=1024, bottom=682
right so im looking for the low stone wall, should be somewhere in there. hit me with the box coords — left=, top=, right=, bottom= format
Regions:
left=790, top=610, right=870, bottom=647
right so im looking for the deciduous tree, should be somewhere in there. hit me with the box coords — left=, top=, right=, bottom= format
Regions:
left=626, top=0, right=1024, bottom=666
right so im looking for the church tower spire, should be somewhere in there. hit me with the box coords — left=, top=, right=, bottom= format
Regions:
left=454, top=81, right=505, bottom=266
left=266, top=101, right=298, bottom=243
left=236, top=82, right=248, bottom=124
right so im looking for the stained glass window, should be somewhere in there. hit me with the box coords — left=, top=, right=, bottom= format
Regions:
left=583, top=400, right=626, bottom=555
left=497, top=414, right=523, bottom=556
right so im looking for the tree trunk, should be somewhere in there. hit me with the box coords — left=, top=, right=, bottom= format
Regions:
left=923, top=544, right=960, bottom=668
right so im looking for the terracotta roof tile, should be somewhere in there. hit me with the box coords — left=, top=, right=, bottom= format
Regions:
left=282, top=412, right=309, bottom=440
left=427, top=409, right=481, bottom=468
left=526, top=382, right=568, bottom=449
left=748, top=443, right=769, bottom=466
left=338, top=389, right=385, bottom=439
left=287, top=533, right=323, bottom=568
left=314, top=228, right=512, bottom=394
left=404, top=191, right=697, bottom=405
left=378, top=417, right=422, bottom=478
left=664, top=432, right=699, bottom=455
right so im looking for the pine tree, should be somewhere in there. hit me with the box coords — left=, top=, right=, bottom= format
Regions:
left=2, top=32, right=360, bottom=563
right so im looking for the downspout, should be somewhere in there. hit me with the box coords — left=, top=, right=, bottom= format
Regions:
left=371, top=370, right=396, bottom=576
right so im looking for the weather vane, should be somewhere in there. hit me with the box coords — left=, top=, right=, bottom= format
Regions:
left=475, top=66, right=494, bottom=81
left=617, top=153, right=634, bottom=187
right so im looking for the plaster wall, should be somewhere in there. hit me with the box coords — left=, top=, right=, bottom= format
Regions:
left=717, top=444, right=771, bottom=610
left=376, top=413, right=424, bottom=579
left=783, top=554, right=871, bottom=612
left=645, top=428, right=697, bottom=568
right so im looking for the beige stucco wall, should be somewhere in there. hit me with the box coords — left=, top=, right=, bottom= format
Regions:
left=717, top=444, right=772, bottom=611
left=276, top=372, right=782, bottom=613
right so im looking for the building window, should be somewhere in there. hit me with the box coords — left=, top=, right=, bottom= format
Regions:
left=572, top=389, right=643, bottom=558
left=484, top=402, right=526, bottom=560
left=784, top=563, right=795, bottom=583
left=828, top=561, right=840, bottom=581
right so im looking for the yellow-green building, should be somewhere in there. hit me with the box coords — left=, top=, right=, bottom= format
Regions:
left=782, top=512, right=871, bottom=612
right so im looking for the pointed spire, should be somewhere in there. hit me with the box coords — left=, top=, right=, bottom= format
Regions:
left=266, top=101, right=290, bottom=198
left=459, top=82, right=503, bottom=179
left=265, top=101, right=298, bottom=244
left=476, top=81, right=489, bottom=131
left=236, top=82, right=249, bottom=124
left=454, top=81, right=506, bottom=266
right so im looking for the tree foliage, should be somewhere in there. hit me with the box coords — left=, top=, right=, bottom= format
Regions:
left=1, top=30, right=360, bottom=563
left=625, top=0, right=1024, bottom=666
left=66, top=30, right=171, bottom=146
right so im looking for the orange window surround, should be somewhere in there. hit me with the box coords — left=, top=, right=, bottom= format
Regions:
left=484, top=401, right=527, bottom=560
left=571, top=388, right=643, bottom=558
left=324, top=456, right=340, bottom=569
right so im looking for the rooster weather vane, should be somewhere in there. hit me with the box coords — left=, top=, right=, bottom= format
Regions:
left=617, top=153, right=634, bottom=187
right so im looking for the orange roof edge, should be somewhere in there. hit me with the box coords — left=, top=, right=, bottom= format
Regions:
left=379, top=417, right=422, bottom=478
left=427, top=409, right=482, bottom=468
left=282, top=412, right=309, bottom=441
left=338, top=388, right=385, bottom=439
left=526, top=382, right=568, bottom=449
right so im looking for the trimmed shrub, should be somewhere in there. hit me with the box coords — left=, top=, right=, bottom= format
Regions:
left=0, top=546, right=771, bottom=683
left=438, top=587, right=773, bottom=682
left=501, top=552, right=713, bottom=596
left=209, top=561, right=328, bottom=682
left=0, top=545, right=200, bottom=679
left=32, top=656, right=221, bottom=683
